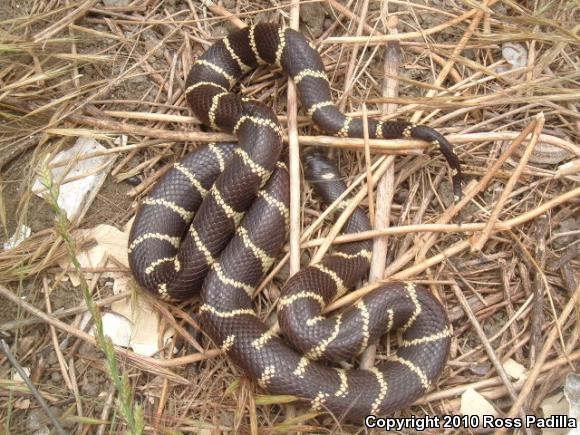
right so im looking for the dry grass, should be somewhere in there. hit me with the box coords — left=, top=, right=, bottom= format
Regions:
left=0, top=0, right=579, bottom=433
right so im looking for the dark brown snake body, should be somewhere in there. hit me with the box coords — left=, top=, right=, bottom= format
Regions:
left=128, top=23, right=457, bottom=422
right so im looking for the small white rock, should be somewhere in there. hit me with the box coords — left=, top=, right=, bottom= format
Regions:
left=99, top=312, right=133, bottom=348
left=502, top=42, right=528, bottom=69
left=460, top=387, right=498, bottom=419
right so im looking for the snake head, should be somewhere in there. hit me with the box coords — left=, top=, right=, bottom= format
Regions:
left=302, top=150, right=340, bottom=184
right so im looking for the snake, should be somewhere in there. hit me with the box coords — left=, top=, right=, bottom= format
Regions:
left=128, top=23, right=458, bottom=422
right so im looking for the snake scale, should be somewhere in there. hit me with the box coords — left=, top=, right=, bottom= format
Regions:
left=128, top=23, right=459, bottom=422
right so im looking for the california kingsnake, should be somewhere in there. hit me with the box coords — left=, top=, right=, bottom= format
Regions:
left=129, top=23, right=457, bottom=422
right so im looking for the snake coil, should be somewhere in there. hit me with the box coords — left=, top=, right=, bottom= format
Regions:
left=129, top=23, right=456, bottom=422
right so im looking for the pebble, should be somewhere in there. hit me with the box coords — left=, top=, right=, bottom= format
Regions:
left=555, top=218, right=578, bottom=249
left=222, top=0, right=236, bottom=9
left=82, top=382, right=100, bottom=397
left=46, top=352, right=58, bottom=366
left=102, top=0, right=130, bottom=6
left=79, top=341, right=98, bottom=356
left=26, top=409, right=49, bottom=434
left=300, top=3, right=327, bottom=37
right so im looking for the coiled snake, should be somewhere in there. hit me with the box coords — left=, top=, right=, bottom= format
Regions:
left=128, top=23, right=458, bottom=422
